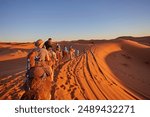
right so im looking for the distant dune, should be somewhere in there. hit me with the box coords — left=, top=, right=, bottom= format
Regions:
left=116, top=36, right=150, bottom=46
left=0, top=36, right=150, bottom=100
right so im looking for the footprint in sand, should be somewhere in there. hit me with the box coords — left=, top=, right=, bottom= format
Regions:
left=67, top=89, right=71, bottom=92
left=121, top=63, right=128, bottom=67
left=69, top=84, right=74, bottom=88
left=60, top=84, right=66, bottom=90
left=107, top=82, right=113, bottom=86
left=74, top=97, right=78, bottom=100
left=121, top=53, right=131, bottom=59
left=68, top=77, right=71, bottom=80
left=70, top=87, right=77, bottom=99
left=74, top=83, right=78, bottom=86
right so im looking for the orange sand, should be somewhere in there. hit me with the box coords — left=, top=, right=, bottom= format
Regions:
left=0, top=37, right=150, bottom=100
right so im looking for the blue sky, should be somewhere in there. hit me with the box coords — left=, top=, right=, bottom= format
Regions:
left=0, top=0, right=150, bottom=42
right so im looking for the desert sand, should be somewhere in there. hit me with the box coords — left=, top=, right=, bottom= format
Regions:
left=0, top=37, right=150, bottom=100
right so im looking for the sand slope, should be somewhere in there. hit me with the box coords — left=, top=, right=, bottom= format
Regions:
left=0, top=43, right=32, bottom=99
left=0, top=38, right=150, bottom=100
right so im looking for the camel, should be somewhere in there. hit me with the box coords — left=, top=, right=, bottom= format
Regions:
left=69, top=47, right=75, bottom=60
left=21, top=66, right=52, bottom=100
left=63, top=50, right=68, bottom=61
left=55, top=49, right=63, bottom=66
left=21, top=39, right=53, bottom=100
left=48, top=49, right=57, bottom=69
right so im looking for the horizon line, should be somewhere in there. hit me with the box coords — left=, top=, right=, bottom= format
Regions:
left=0, top=35, right=150, bottom=43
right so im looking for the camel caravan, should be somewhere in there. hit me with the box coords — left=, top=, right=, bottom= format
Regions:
left=21, top=38, right=79, bottom=100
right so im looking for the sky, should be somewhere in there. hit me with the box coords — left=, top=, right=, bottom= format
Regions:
left=0, top=0, right=150, bottom=42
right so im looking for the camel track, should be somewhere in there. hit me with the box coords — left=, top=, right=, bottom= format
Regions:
left=67, top=56, right=87, bottom=99
left=53, top=49, right=141, bottom=100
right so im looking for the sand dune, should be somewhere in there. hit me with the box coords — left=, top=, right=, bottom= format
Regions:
left=0, top=42, right=33, bottom=61
left=0, top=37, right=150, bottom=100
